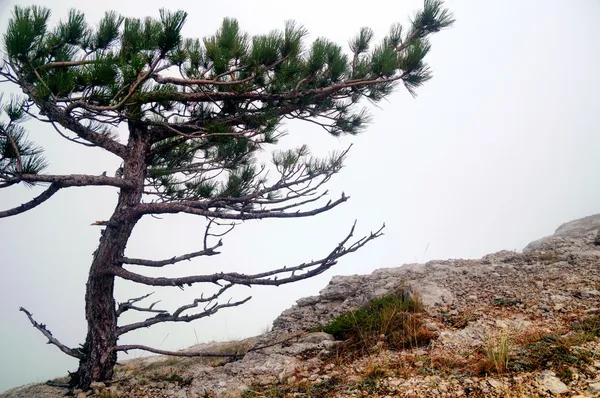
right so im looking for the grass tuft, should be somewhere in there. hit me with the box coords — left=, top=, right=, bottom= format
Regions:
left=319, top=289, right=434, bottom=353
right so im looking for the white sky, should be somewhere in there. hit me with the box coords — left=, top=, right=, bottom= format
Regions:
left=1, top=0, right=599, bottom=392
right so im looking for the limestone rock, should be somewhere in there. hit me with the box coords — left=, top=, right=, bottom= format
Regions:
left=536, top=371, right=569, bottom=395
left=4, top=213, right=600, bottom=398
left=588, top=382, right=600, bottom=397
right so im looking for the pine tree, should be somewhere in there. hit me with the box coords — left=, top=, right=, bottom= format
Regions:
left=0, top=1, right=453, bottom=389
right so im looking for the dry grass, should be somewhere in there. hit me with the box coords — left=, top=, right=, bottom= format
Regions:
left=484, top=328, right=511, bottom=374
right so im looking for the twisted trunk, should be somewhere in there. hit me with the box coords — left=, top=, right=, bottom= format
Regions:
left=73, top=125, right=149, bottom=388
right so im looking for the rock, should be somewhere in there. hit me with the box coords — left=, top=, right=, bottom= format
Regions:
left=6, top=212, right=600, bottom=398
left=404, top=282, right=455, bottom=310
left=536, top=371, right=569, bottom=395
left=578, top=289, right=600, bottom=299
left=588, top=382, right=600, bottom=397
left=487, top=378, right=505, bottom=390
left=89, top=381, right=105, bottom=389
left=89, top=381, right=106, bottom=395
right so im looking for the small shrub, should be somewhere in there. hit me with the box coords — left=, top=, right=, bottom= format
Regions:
left=492, top=297, right=521, bottom=307
left=320, top=289, right=433, bottom=352
left=573, top=315, right=600, bottom=338
left=484, top=328, right=511, bottom=374
left=444, top=310, right=477, bottom=328
left=512, top=334, right=594, bottom=382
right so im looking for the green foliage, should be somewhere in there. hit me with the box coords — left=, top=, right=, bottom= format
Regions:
left=573, top=314, right=600, bottom=339
left=91, top=11, right=124, bottom=50
left=320, top=290, right=432, bottom=351
left=0, top=95, right=48, bottom=182
left=512, top=334, right=595, bottom=382
left=3, top=6, right=51, bottom=62
left=1, top=1, right=453, bottom=201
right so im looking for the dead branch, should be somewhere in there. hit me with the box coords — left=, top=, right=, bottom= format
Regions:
left=19, top=307, right=83, bottom=359
left=172, top=284, right=234, bottom=317
left=114, top=330, right=306, bottom=359
left=116, top=292, right=168, bottom=316
left=113, top=344, right=245, bottom=358
left=117, top=291, right=250, bottom=335
left=109, top=221, right=384, bottom=289
left=0, top=183, right=61, bottom=218
left=120, top=240, right=223, bottom=267
left=203, top=218, right=236, bottom=251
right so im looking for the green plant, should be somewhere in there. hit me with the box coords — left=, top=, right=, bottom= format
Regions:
left=484, top=328, right=511, bottom=374
left=492, top=297, right=521, bottom=307
left=320, top=290, right=434, bottom=352
left=512, top=334, right=594, bottom=382
left=573, top=315, right=600, bottom=338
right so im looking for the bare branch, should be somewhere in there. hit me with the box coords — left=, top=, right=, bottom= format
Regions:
left=19, top=307, right=83, bottom=359
left=109, top=221, right=384, bottom=289
left=113, top=344, right=245, bottom=358
left=120, top=240, right=223, bottom=267
left=117, top=287, right=250, bottom=335
left=0, top=183, right=61, bottom=218
left=203, top=218, right=236, bottom=252
left=116, top=292, right=168, bottom=316
left=172, top=284, right=234, bottom=317
left=114, top=330, right=306, bottom=359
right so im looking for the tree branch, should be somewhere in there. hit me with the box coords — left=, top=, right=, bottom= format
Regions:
left=143, top=73, right=408, bottom=105
left=114, top=330, right=306, bottom=359
left=4, top=173, right=134, bottom=189
left=116, top=292, right=167, bottom=316
left=19, top=307, right=84, bottom=359
left=132, top=193, right=348, bottom=221
left=109, top=221, right=384, bottom=288
left=0, top=67, right=128, bottom=157
left=0, top=183, right=61, bottom=218
left=120, top=240, right=223, bottom=267
left=117, top=285, right=249, bottom=335
left=113, top=344, right=245, bottom=358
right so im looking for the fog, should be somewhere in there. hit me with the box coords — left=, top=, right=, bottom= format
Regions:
left=1, top=0, right=599, bottom=392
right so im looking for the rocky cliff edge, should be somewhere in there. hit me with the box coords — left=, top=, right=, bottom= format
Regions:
left=3, top=214, right=600, bottom=397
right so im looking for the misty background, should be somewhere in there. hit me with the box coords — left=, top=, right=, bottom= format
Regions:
left=1, top=0, right=599, bottom=392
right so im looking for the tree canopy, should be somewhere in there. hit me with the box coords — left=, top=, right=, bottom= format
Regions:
left=0, top=0, right=453, bottom=389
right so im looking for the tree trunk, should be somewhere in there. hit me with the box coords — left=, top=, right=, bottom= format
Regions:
left=73, top=127, right=149, bottom=389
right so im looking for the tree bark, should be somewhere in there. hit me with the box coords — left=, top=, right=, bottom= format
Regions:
left=73, top=124, right=149, bottom=388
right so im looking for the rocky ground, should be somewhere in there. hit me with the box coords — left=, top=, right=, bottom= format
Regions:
left=3, top=214, right=600, bottom=397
